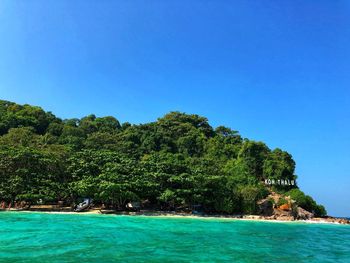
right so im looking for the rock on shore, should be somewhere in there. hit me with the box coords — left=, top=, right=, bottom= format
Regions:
left=257, top=191, right=349, bottom=224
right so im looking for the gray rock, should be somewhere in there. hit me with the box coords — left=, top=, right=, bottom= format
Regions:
left=257, top=199, right=273, bottom=216
left=296, top=207, right=314, bottom=220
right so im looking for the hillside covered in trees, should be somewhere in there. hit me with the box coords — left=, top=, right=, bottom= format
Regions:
left=0, top=100, right=326, bottom=216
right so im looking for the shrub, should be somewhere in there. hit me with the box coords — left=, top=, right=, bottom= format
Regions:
left=277, top=197, right=288, bottom=207
left=239, top=184, right=269, bottom=214
left=285, top=188, right=327, bottom=217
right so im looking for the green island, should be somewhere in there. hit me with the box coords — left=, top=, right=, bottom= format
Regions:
left=0, top=100, right=346, bottom=224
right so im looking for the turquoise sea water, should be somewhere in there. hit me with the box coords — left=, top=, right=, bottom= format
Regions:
left=0, top=212, right=349, bottom=262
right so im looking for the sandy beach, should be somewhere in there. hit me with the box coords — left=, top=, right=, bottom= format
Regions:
left=2, top=208, right=348, bottom=225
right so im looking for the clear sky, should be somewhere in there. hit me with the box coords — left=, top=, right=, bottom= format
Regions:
left=0, top=1, right=349, bottom=216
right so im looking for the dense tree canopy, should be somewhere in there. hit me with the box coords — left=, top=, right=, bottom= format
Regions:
left=0, top=100, right=326, bottom=216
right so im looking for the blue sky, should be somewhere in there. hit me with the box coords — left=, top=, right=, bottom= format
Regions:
left=0, top=1, right=349, bottom=216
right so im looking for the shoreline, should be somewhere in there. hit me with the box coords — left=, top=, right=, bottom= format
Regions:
left=1, top=208, right=349, bottom=225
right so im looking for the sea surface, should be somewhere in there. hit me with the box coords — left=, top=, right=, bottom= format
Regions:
left=0, top=212, right=349, bottom=262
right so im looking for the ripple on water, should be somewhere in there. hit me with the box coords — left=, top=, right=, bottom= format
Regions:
left=0, top=212, right=349, bottom=262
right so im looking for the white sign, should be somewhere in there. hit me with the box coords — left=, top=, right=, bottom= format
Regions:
left=264, top=179, right=295, bottom=186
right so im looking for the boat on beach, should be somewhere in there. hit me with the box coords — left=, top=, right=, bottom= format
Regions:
left=74, top=198, right=92, bottom=212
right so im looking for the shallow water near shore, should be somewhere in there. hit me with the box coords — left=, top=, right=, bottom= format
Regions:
left=0, top=212, right=349, bottom=262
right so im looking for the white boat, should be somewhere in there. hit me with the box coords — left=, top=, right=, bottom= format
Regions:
left=74, top=198, right=92, bottom=212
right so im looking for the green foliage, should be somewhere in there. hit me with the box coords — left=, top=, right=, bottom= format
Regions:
left=263, top=148, right=296, bottom=191
left=285, top=189, right=327, bottom=217
left=236, top=141, right=270, bottom=181
left=0, top=100, right=59, bottom=135
left=0, top=147, right=69, bottom=203
left=0, top=100, right=326, bottom=216
left=277, top=197, right=288, bottom=207
left=0, top=127, right=38, bottom=147
left=239, top=184, right=269, bottom=214
left=314, top=204, right=327, bottom=217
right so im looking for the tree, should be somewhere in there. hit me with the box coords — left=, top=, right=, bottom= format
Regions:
left=0, top=100, right=59, bottom=135
left=235, top=141, right=270, bottom=181
left=285, top=189, right=327, bottom=217
left=84, top=132, right=119, bottom=150
left=59, top=125, right=86, bottom=150
left=239, top=184, right=269, bottom=214
left=0, top=127, right=38, bottom=147
left=205, top=126, right=242, bottom=162
left=0, top=100, right=327, bottom=216
left=263, top=148, right=296, bottom=182
left=0, top=147, right=68, bottom=204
